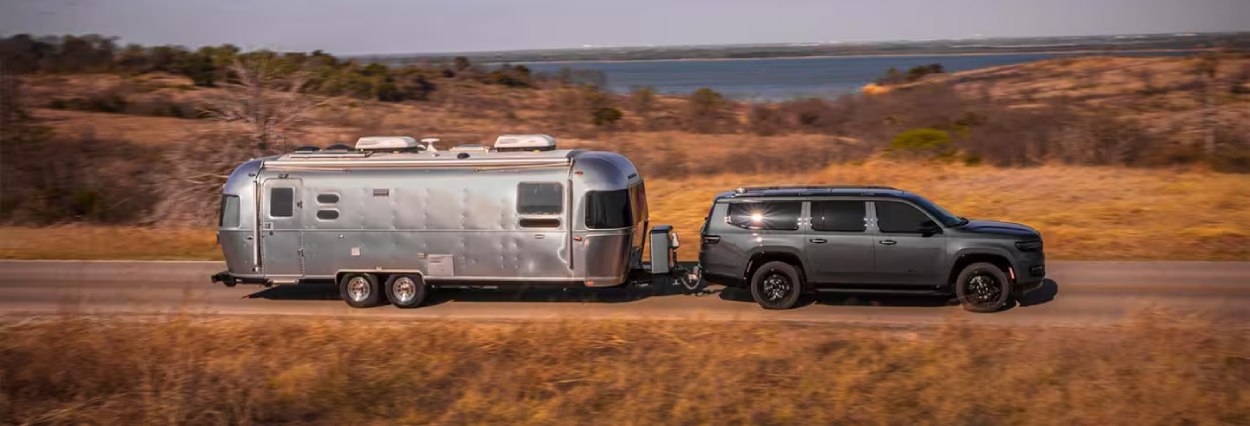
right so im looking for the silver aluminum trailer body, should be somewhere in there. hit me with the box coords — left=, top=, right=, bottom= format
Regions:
left=215, top=148, right=650, bottom=287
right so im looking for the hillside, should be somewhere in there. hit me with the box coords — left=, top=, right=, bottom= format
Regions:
left=4, top=53, right=1250, bottom=260
left=909, top=55, right=1250, bottom=139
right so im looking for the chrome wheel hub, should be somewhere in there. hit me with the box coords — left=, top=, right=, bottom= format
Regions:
left=762, top=273, right=792, bottom=302
left=348, top=277, right=370, bottom=302
left=393, top=277, right=417, bottom=303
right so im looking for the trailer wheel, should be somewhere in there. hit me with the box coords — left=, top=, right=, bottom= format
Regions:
left=339, top=273, right=381, bottom=308
left=386, top=274, right=429, bottom=309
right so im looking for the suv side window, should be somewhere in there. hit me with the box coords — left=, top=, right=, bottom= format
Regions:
left=875, top=201, right=935, bottom=233
left=726, top=201, right=801, bottom=231
left=811, top=200, right=866, bottom=232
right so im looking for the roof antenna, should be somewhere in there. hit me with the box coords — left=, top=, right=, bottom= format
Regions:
left=420, top=137, right=441, bottom=152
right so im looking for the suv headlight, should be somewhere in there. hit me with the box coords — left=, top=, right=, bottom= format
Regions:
left=1015, top=240, right=1043, bottom=252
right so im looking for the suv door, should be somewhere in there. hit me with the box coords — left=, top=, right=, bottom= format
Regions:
left=804, top=200, right=875, bottom=284
left=869, top=200, right=947, bottom=285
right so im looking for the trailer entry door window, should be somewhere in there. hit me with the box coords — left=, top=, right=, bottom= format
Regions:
left=219, top=195, right=240, bottom=228
left=586, top=189, right=632, bottom=229
left=517, top=183, right=563, bottom=215
left=727, top=202, right=801, bottom=231
left=270, top=187, right=294, bottom=218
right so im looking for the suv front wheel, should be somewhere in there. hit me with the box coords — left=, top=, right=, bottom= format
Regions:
left=750, top=261, right=803, bottom=310
left=955, top=262, right=1013, bottom=313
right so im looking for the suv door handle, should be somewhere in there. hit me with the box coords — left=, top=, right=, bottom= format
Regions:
left=879, top=239, right=897, bottom=245
left=809, top=238, right=827, bottom=244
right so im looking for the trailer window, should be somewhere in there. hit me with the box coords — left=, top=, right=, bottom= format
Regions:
left=517, top=183, right=563, bottom=215
left=317, top=193, right=339, bottom=204
left=316, top=210, right=339, bottom=220
left=631, top=182, right=648, bottom=225
left=727, top=202, right=801, bottom=231
left=219, top=195, right=240, bottom=228
left=586, top=189, right=632, bottom=229
left=520, top=218, right=561, bottom=228
left=270, top=187, right=294, bottom=218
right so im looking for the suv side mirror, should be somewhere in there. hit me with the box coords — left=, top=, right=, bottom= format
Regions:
left=920, top=220, right=942, bottom=237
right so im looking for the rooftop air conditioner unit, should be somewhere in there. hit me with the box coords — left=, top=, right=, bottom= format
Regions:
left=355, top=136, right=419, bottom=151
left=494, top=134, right=556, bottom=152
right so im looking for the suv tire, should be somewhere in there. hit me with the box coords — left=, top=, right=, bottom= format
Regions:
left=750, top=261, right=803, bottom=310
left=955, top=262, right=1012, bottom=313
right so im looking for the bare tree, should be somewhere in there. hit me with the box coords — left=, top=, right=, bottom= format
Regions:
left=1192, top=54, right=1220, bottom=156
left=151, top=56, right=324, bottom=226
left=201, top=58, right=325, bottom=150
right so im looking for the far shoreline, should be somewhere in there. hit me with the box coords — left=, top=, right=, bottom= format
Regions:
left=496, top=48, right=1213, bottom=66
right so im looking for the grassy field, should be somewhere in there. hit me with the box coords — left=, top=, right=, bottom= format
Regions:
left=0, top=311, right=1244, bottom=425
left=4, top=161, right=1248, bottom=261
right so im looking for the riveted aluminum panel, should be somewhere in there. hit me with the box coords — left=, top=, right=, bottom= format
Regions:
left=221, top=149, right=649, bottom=287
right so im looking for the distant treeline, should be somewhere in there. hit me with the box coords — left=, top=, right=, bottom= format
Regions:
left=0, top=34, right=549, bottom=102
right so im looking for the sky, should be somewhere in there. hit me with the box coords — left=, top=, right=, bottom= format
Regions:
left=3, top=0, right=1248, bottom=55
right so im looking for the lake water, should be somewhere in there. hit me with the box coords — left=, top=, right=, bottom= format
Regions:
left=521, top=51, right=1191, bottom=100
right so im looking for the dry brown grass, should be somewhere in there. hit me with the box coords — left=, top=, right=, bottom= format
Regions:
left=648, top=160, right=1250, bottom=261
left=0, top=311, right=1244, bottom=425
left=3, top=161, right=1247, bottom=261
left=0, top=226, right=220, bottom=260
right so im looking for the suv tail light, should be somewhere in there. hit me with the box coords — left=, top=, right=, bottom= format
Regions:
left=702, top=235, right=721, bottom=245
left=1015, top=240, right=1043, bottom=251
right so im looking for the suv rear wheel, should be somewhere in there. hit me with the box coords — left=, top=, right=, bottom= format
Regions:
left=750, top=261, right=803, bottom=310
left=955, top=262, right=1012, bottom=313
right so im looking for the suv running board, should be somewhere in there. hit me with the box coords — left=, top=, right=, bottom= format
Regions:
left=813, top=287, right=949, bottom=296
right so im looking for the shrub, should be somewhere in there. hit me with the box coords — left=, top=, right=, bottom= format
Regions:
left=747, top=103, right=785, bottom=136
left=591, top=107, right=623, bottom=127
left=684, top=88, right=736, bottom=133
left=888, top=128, right=953, bottom=158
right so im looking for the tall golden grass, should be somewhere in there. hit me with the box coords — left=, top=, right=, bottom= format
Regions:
left=0, top=311, right=1245, bottom=425
left=2, top=161, right=1248, bottom=261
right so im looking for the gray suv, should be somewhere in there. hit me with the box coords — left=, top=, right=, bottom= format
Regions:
left=697, top=186, right=1045, bottom=312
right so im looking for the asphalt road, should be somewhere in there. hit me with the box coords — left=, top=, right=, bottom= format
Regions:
left=0, top=260, right=1247, bottom=327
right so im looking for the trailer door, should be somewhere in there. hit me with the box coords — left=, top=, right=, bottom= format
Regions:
left=259, top=178, right=304, bottom=279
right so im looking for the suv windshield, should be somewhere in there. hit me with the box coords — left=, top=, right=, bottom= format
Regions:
left=907, top=195, right=966, bottom=227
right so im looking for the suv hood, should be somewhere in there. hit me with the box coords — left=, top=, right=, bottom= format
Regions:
left=959, top=219, right=1040, bottom=239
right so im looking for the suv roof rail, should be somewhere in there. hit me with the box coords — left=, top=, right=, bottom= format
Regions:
left=733, top=185, right=899, bottom=194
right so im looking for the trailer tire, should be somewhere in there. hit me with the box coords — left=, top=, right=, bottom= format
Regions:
left=340, top=273, right=382, bottom=308
left=386, top=274, right=429, bottom=309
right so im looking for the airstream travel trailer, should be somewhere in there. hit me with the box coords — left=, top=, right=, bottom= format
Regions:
left=211, top=134, right=694, bottom=308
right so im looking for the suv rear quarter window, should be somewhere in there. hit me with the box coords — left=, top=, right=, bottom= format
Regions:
left=726, top=201, right=801, bottom=231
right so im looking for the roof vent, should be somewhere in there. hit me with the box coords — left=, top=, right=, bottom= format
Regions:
left=449, top=144, right=490, bottom=153
left=355, top=136, right=419, bottom=151
left=494, top=134, right=556, bottom=152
